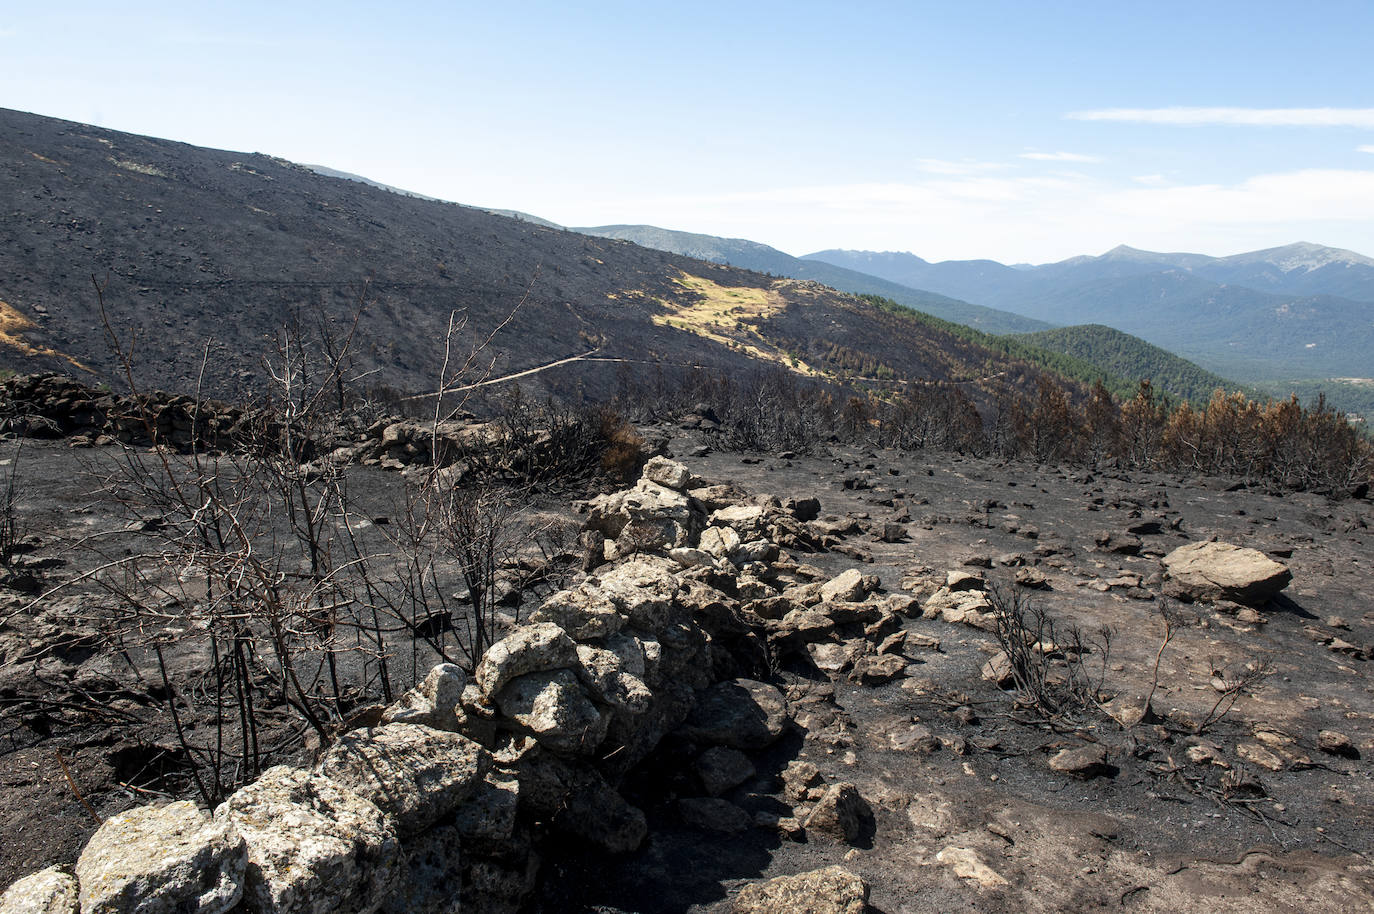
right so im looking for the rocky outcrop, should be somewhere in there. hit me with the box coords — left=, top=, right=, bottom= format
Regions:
left=1161, top=541, right=1292, bottom=606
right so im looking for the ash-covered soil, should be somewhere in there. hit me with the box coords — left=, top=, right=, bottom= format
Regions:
left=542, top=431, right=1374, bottom=913
left=2, top=431, right=1372, bottom=911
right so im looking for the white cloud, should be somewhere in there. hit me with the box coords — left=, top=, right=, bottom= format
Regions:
left=1067, top=107, right=1374, bottom=128
left=913, top=158, right=1010, bottom=176
left=1019, top=151, right=1101, bottom=162
left=1359, top=145, right=1374, bottom=153
left=603, top=166, right=1374, bottom=262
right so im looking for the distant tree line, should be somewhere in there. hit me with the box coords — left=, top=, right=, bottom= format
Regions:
left=613, top=366, right=1372, bottom=496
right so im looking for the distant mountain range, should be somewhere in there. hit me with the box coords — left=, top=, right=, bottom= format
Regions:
left=805, top=245, right=1374, bottom=383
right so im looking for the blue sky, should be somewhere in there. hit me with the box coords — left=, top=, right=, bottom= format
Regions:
left=4, top=1, right=1374, bottom=262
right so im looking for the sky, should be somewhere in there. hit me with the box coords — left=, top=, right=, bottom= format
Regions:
left=4, top=0, right=1374, bottom=263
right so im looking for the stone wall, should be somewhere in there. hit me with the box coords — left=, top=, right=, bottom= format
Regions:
left=1, top=455, right=899, bottom=913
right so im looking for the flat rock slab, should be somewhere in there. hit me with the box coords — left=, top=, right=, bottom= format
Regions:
left=731, top=866, right=869, bottom=914
left=318, top=723, right=491, bottom=838
left=76, top=800, right=244, bottom=914
left=1162, top=541, right=1292, bottom=606
left=679, top=679, right=788, bottom=750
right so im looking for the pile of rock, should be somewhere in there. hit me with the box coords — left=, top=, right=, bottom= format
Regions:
left=0, top=456, right=896, bottom=913
left=0, top=372, right=259, bottom=451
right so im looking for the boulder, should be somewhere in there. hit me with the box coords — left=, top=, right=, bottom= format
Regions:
left=679, top=679, right=788, bottom=750
left=694, top=746, right=756, bottom=796
left=642, top=456, right=691, bottom=491
left=76, top=800, right=245, bottom=914
left=530, top=587, right=625, bottom=640
left=820, top=569, right=879, bottom=603
left=678, top=797, right=751, bottom=833
left=574, top=644, right=653, bottom=714
left=378, top=825, right=462, bottom=914
left=768, top=608, right=837, bottom=651
left=474, top=622, right=578, bottom=698
left=0, top=867, right=79, bottom=914
left=594, top=558, right=682, bottom=632
left=803, top=782, right=872, bottom=844
left=731, top=866, right=868, bottom=914
left=217, top=766, right=400, bottom=914
left=516, top=754, right=647, bottom=854
left=1162, top=541, right=1292, bottom=606
left=452, top=773, right=521, bottom=847
left=494, top=669, right=609, bottom=756
left=380, top=663, right=466, bottom=731
left=317, top=723, right=491, bottom=838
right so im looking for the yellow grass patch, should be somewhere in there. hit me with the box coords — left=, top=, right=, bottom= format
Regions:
left=651, top=273, right=820, bottom=377
left=0, top=300, right=92, bottom=372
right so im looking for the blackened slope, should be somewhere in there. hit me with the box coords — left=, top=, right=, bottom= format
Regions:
left=0, top=107, right=1074, bottom=408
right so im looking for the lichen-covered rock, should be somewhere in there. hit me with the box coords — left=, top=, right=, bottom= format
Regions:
left=452, top=773, right=520, bottom=846
left=586, top=479, right=695, bottom=541
left=642, top=456, right=692, bottom=491
left=574, top=644, right=653, bottom=714
left=494, top=669, right=609, bottom=755
left=709, top=505, right=768, bottom=540
left=531, top=586, right=625, bottom=640
left=380, top=663, right=466, bottom=731
left=699, top=525, right=742, bottom=561
left=803, top=782, right=872, bottom=844
left=731, top=866, right=869, bottom=914
left=76, top=800, right=245, bottom=914
left=1161, top=541, right=1292, bottom=606
left=595, top=558, right=682, bottom=632
left=474, top=622, right=578, bottom=698
left=0, top=866, right=79, bottom=914
left=318, top=723, right=491, bottom=838
left=217, top=766, right=400, bottom=914
left=679, top=678, right=788, bottom=750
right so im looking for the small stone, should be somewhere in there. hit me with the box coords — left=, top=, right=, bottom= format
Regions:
left=1317, top=729, right=1359, bottom=758
left=980, top=652, right=1015, bottom=688
left=1047, top=743, right=1112, bottom=778
left=781, top=760, right=824, bottom=803
left=804, top=782, right=872, bottom=844
left=849, top=653, right=908, bottom=685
